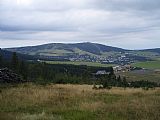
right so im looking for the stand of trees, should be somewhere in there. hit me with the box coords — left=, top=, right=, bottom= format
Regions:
left=0, top=52, right=111, bottom=84
left=94, top=69, right=159, bottom=89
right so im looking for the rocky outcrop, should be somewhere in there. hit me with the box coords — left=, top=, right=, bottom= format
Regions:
left=0, top=68, right=23, bottom=83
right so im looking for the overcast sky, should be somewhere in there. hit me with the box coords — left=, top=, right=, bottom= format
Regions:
left=0, top=0, right=160, bottom=49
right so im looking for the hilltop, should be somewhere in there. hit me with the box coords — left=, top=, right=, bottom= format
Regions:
left=5, top=42, right=125, bottom=55
left=4, top=42, right=160, bottom=64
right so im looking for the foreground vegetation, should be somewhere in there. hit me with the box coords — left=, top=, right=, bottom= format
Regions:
left=0, top=84, right=159, bottom=120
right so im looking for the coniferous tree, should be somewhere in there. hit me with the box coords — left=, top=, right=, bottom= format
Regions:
left=108, top=67, right=116, bottom=86
left=103, top=78, right=109, bottom=88
left=19, top=60, right=28, bottom=80
left=11, top=52, right=19, bottom=71
left=122, top=77, right=128, bottom=88
left=0, top=54, right=3, bottom=68
left=109, top=67, right=114, bottom=75
left=117, top=75, right=122, bottom=87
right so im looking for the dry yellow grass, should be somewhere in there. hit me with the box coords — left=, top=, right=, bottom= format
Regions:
left=0, top=84, right=160, bottom=120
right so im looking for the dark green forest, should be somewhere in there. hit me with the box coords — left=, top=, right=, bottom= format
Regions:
left=0, top=52, right=112, bottom=84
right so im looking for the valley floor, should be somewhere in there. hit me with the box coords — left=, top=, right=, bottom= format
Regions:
left=0, top=84, right=160, bottom=120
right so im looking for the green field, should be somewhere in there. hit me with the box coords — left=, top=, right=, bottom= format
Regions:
left=116, top=71, right=160, bottom=83
left=0, top=84, right=160, bottom=120
left=132, top=61, right=160, bottom=69
left=46, top=61, right=115, bottom=67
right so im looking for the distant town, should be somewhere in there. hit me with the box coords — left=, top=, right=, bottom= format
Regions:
left=42, top=51, right=149, bottom=65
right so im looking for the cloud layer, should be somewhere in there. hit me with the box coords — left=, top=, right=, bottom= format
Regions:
left=0, top=0, right=160, bottom=49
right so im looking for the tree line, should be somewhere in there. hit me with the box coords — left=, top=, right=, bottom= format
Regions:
left=0, top=52, right=111, bottom=84
left=94, top=72, right=159, bottom=89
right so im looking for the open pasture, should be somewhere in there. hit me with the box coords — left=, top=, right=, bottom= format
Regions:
left=0, top=84, right=159, bottom=120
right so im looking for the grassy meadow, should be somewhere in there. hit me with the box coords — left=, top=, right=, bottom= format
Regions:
left=46, top=61, right=115, bottom=67
left=132, top=60, right=160, bottom=69
left=116, top=70, right=160, bottom=83
left=0, top=84, right=160, bottom=120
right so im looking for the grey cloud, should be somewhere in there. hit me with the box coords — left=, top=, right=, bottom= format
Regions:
left=0, top=0, right=160, bottom=49
left=94, top=0, right=160, bottom=11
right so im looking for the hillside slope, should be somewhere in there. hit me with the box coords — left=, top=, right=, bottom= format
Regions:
left=0, top=48, right=37, bottom=61
left=4, top=42, right=160, bottom=64
left=5, top=42, right=126, bottom=56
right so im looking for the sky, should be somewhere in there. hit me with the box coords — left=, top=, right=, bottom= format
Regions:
left=0, top=0, right=160, bottom=49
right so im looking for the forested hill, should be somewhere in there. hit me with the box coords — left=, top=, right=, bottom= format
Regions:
left=0, top=48, right=37, bottom=61
left=70, top=43, right=126, bottom=55
left=4, top=42, right=160, bottom=63
left=5, top=42, right=160, bottom=56
left=5, top=42, right=126, bottom=56
left=140, top=48, right=160, bottom=54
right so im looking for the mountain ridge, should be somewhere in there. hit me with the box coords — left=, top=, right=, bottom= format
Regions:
left=4, top=42, right=160, bottom=51
left=3, top=42, right=160, bottom=64
left=4, top=42, right=127, bottom=55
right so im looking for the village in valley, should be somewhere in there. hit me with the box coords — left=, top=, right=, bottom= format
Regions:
left=68, top=51, right=148, bottom=65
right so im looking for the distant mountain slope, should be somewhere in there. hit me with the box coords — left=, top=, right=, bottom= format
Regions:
left=140, top=48, right=160, bottom=54
left=70, top=43, right=125, bottom=55
left=0, top=48, right=37, bottom=60
left=4, top=42, right=160, bottom=64
left=5, top=42, right=126, bottom=56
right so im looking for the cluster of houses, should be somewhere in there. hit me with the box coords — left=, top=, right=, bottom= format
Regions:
left=93, top=65, right=133, bottom=76
left=93, top=62, right=160, bottom=74
left=154, top=69, right=160, bottom=73
left=68, top=52, right=142, bottom=65
left=93, top=65, right=134, bottom=75
left=95, top=70, right=110, bottom=75
left=113, top=65, right=133, bottom=73
left=69, top=54, right=133, bottom=64
left=101, top=54, right=132, bottom=65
